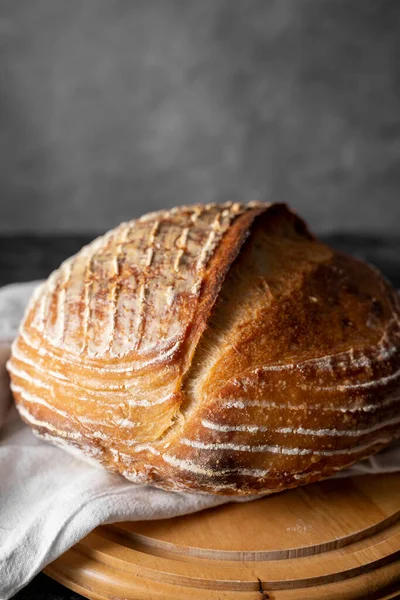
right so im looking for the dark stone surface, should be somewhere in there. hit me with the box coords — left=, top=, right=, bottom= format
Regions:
left=0, top=1, right=400, bottom=234
left=3, top=233, right=399, bottom=599
left=12, top=574, right=85, bottom=600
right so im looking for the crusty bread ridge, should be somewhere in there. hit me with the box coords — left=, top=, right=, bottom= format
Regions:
left=7, top=202, right=400, bottom=495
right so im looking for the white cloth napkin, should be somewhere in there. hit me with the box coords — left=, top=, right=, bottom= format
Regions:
left=0, top=281, right=399, bottom=600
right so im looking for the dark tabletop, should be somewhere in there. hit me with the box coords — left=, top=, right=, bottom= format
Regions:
left=4, top=233, right=400, bottom=600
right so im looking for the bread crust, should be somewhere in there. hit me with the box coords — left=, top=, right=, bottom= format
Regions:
left=7, top=202, right=400, bottom=495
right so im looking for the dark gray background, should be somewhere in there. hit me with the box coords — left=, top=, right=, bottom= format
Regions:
left=0, top=0, right=399, bottom=234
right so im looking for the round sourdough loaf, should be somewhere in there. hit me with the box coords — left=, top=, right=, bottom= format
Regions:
left=7, top=203, right=400, bottom=495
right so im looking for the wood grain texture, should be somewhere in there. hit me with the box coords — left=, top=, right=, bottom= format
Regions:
left=44, top=474, right=400, bottom=599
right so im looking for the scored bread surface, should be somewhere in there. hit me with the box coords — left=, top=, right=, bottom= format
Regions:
left=8, top=202, right=400, bottom=495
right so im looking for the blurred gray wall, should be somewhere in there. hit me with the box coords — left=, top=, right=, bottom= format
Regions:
left=0, top=0, right=399, bottom=234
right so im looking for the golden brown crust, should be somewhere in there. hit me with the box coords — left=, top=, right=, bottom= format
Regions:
left=7, top=202, right=400, bottom=495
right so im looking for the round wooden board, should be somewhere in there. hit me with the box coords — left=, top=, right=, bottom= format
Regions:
left=44, top=474, right=400, bottom=599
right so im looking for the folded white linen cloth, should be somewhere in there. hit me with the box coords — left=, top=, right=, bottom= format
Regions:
left=0, top=281, right=399, bottom=600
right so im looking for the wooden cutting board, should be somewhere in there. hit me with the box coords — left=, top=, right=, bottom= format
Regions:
left=44, top=474, right=400, bottom=600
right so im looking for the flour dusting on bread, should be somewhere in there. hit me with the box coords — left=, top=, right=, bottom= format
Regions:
left=8, top=202, right=400, bottom=495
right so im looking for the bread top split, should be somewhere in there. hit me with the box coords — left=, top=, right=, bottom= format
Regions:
left=8, top=202, right=400, bottom=495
